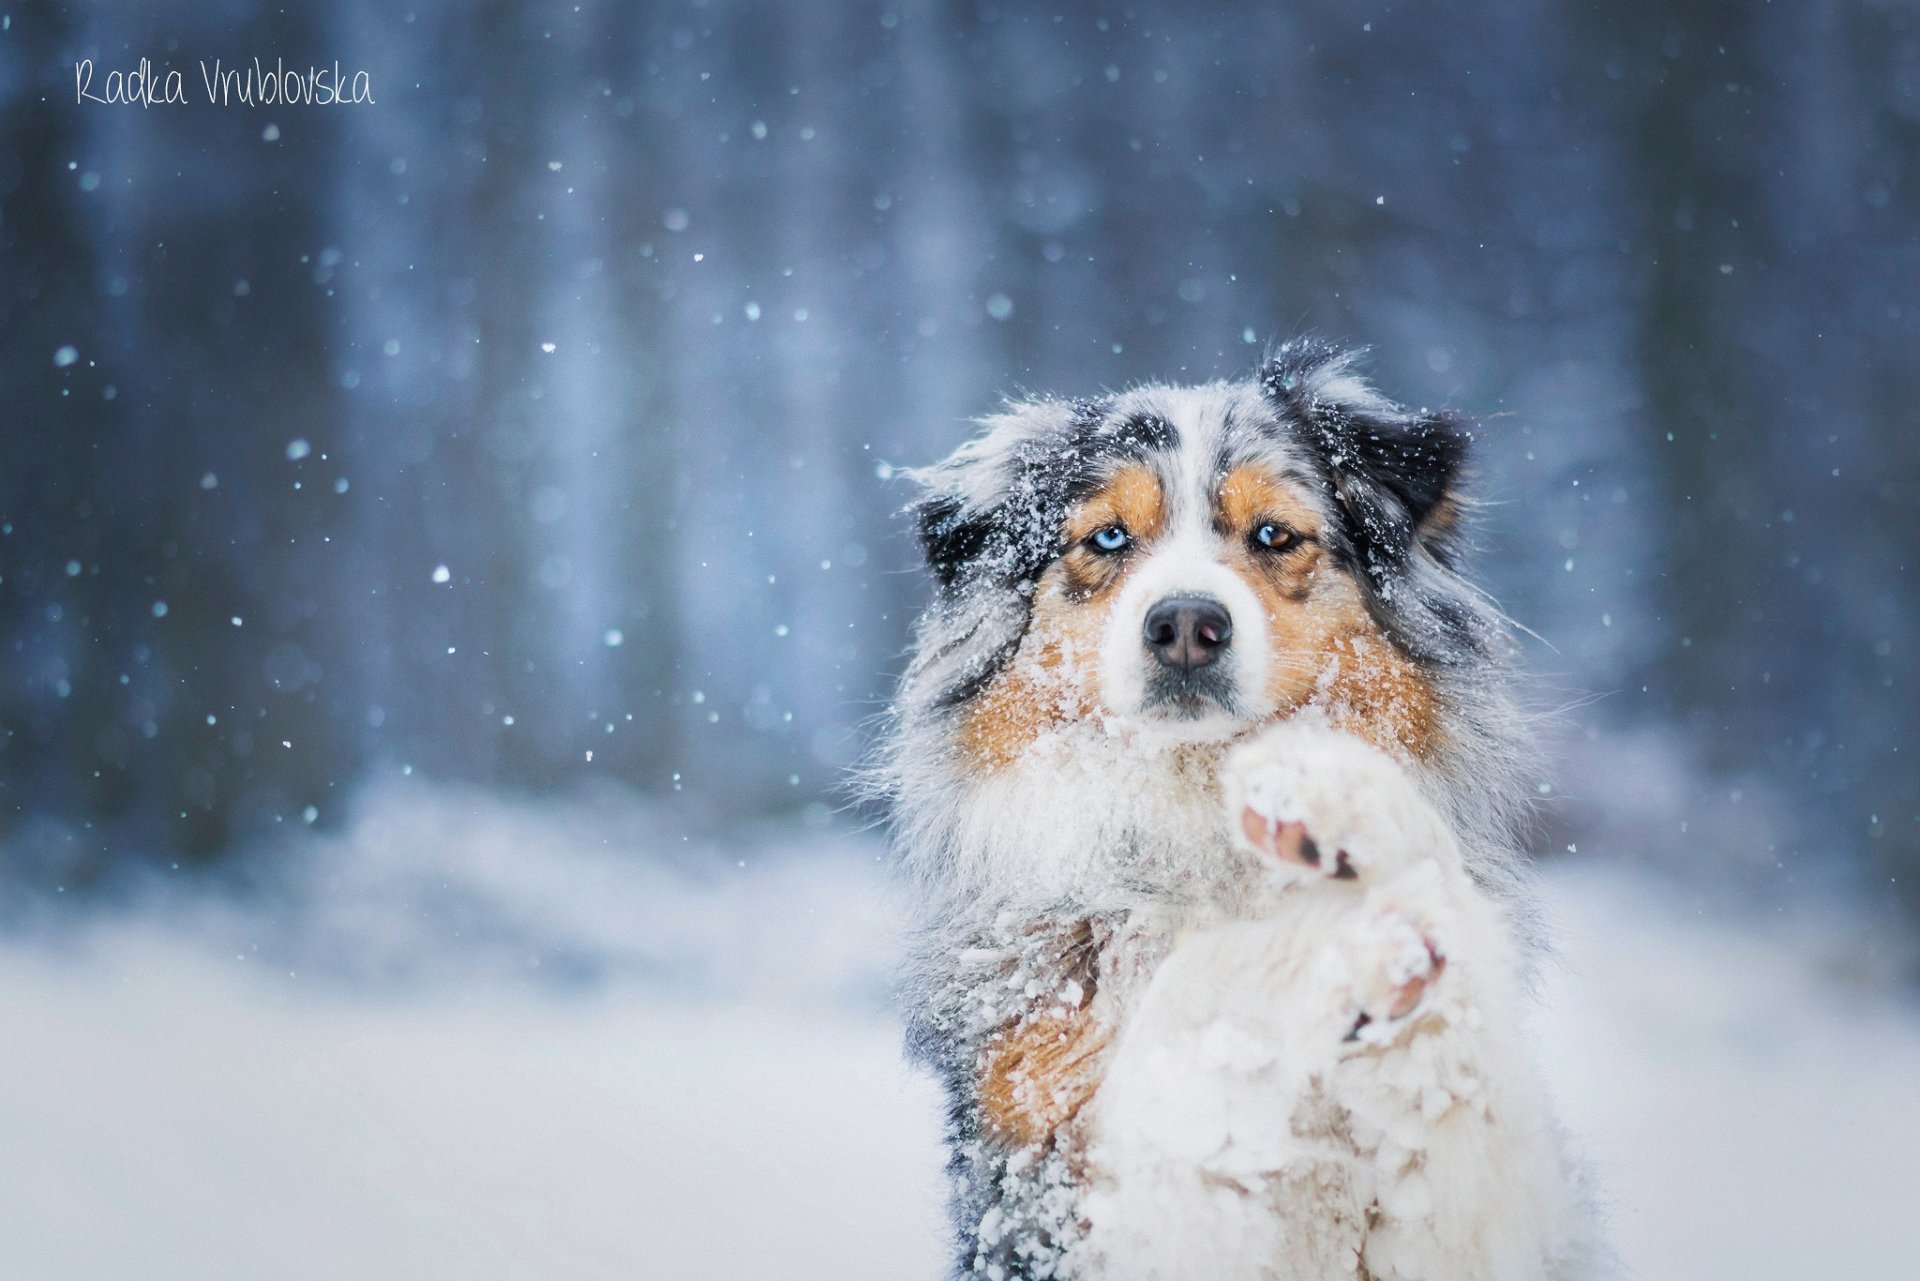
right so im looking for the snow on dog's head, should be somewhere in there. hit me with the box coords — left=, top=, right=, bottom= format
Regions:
left=899, top=340, right=1494, bottom=775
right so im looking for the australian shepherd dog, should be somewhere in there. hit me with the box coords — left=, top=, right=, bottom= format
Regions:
left=879, top=340, right=1606, bottom=1280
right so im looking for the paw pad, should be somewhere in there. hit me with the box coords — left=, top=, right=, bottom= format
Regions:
left=1239, top=807, right=1359, bottom=880
left=1345, top=927, right=1446, bottom=1041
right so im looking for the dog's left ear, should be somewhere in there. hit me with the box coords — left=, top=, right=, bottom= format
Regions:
left=1260, top=340, right=1471, bottom=577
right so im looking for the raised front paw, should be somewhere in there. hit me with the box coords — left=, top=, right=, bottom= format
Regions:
left=1236, top=811, right=1359, bottom=880
left=1342, top=905, right=1447, bottom=1043
left=1223, top=719, right=1449, bottom=885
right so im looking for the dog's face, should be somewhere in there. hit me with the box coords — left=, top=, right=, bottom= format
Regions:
left=1055, top=449, right=1359, bottom=733
left=906, top=342, right=1489, bottom=770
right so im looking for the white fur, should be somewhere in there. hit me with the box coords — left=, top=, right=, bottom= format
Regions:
left=1077, top=722, right=1592, bottom=1280
left=886, top=370, right=1606, bottom=1280
left=1098, top=529, right=1276, bottom=736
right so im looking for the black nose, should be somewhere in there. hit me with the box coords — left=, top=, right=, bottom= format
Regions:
left=1142, top=596, right=1233, bottom=671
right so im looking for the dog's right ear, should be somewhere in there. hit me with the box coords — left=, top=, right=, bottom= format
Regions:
left=905, top=397, right=1086, bottom=594
left=901, top=398, right=1088, bottom=710
left=915, top=491, right=993, bottom=591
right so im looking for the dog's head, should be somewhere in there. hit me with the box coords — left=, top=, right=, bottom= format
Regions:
left=903, top=340, right=1497, bottom=768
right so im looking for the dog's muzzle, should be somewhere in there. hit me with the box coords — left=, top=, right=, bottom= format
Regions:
left=1143, top=595, right=1232, bottom=671
left=1141, top=595, right=1237, bottom=715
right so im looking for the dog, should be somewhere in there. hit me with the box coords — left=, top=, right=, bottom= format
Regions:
left=879, top=340, right=1606, bottom=1280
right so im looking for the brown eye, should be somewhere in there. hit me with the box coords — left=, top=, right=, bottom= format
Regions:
left=1253, top=521, right=1298, bottom=552
left=1089, top=525, right=1131, bottom=554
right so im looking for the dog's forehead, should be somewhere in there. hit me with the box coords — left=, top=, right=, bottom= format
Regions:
left=1099, top=382, right=1319, bottom=510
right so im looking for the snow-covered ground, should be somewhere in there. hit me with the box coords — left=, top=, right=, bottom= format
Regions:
left=3, top=781, right=1917, bottom=1280
left=1537, top=864, right=1920, bottom=1280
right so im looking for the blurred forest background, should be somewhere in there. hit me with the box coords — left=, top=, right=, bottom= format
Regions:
left=2, top=0, right=1917, bottom=918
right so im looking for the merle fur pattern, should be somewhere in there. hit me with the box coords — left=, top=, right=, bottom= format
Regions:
left=880, top=340, right=1545, bottom=1279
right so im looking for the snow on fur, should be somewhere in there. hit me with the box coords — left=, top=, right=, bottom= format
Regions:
left=879, top=346, right=1608, bottom=1279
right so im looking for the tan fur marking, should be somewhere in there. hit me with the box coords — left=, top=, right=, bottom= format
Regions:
left=978, top=1007, right=1110, bottom=1149
left=1060, top=465, right=1168, bottom=599
left=1216, top=463, right=1446, bottom=763
left=960, top=467, right=1166, bottom=769
left=1422, top=494, right=1463, bottom=540
left=1063, top=464, right=1168, bottom=548
left=1320, top=634, right=1445, bottom=760
left=956, top=564, right=1105, bottom=769
left=959, top=460, right=1447, bottom=770
left=1217, top=463, right=1322, bottom=544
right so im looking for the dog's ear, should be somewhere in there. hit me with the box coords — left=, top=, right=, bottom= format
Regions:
left=1260, top=339, right=1472, bottom=577
left=905, top=397, right=1086, bottom=594
left=914, top=491, right=993, bottom=590
left=900, top=398, right=1095, bottom=709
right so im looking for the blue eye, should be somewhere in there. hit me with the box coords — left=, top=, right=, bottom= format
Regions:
left=1254, top=522, right=1296, bottom=550
left=1090, top=525, right=1130, bottom=553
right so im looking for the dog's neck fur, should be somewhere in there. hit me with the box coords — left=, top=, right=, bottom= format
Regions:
left=938, top=724, right=1239, bottom=909
left=891, top=687, right=1537, bottom=937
